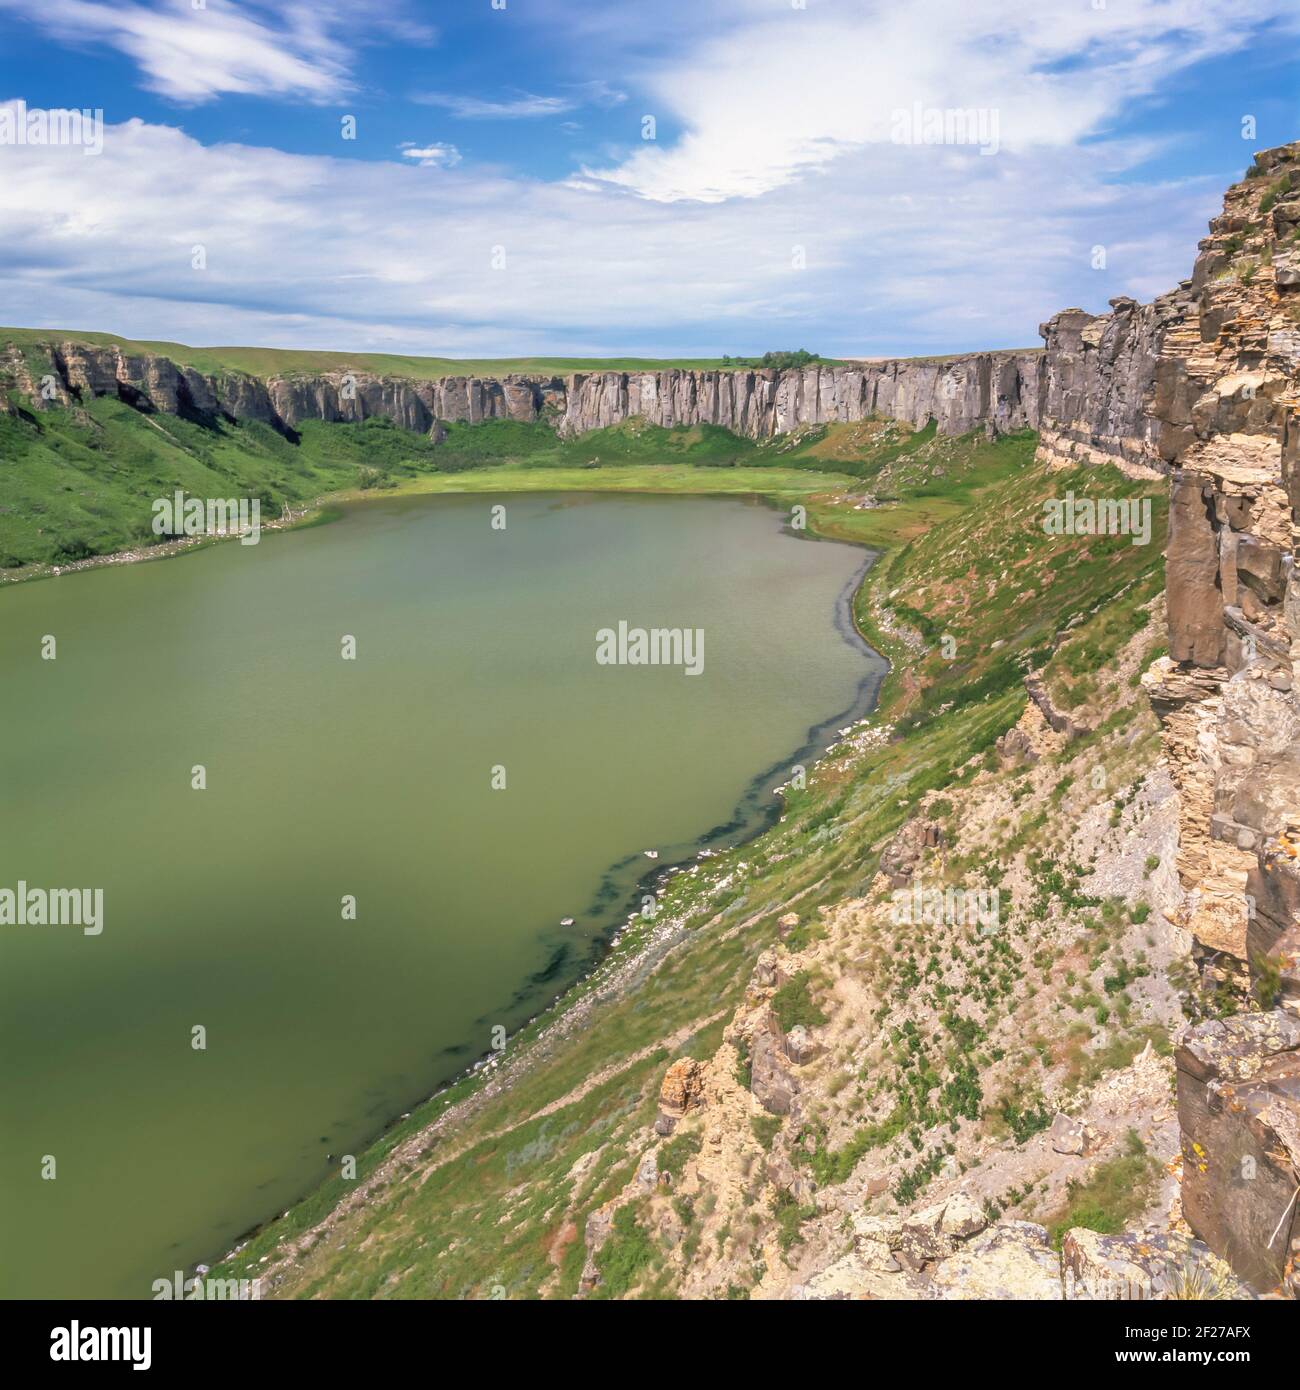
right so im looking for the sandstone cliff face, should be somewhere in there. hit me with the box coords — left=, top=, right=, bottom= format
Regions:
left=0, top=339, right=564, bottom=436
left=1137, top=141, right=1300, bottom=1296
left=1141, top=143, right=1300, bottom=970
left=0, top=339, right=1043, bottom=442
left=553, top=352, right=1041, bottom=439
left=1036, top=297, right=1173, bottom=475
left=1176, top=1011, right=1300, bottom=1293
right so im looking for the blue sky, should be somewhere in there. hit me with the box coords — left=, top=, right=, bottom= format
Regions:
left=0, top=0, right=1296, bottom=359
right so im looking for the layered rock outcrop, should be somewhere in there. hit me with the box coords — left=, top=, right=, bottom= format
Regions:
left=0, top=340, right=567, bottom=436
left=1176, top=1011, right=1300, bottom=1294
left=552, top=352, right=1041, bottom=439
left=1036, top=296, right=1172, bottom=475
left=654, top=1057, right=705, bottom=1136
left=0, top=340, right=1046, bottom=442
left=1136, top=141, right=1300, bottom=1296
left=1141, top=144, right=1300, bottom=969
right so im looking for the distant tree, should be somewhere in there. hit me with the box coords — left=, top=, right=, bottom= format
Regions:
left=722, top=349, right=824, bottom=371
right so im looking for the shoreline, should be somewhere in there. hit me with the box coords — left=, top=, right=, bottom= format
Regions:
left=0, top=500, right=329, bottom=588
left=0, top=458, right=867, bottom=590
left=214, top=689, right=891, bottom=1296
left=195, top=476, right=895, bottom=1292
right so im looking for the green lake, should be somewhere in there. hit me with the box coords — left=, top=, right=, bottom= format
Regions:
left=0, top=489, right=883, bottom=1298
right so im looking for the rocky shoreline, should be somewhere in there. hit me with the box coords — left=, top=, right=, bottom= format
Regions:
left=0, top=501, right=319, bottom=587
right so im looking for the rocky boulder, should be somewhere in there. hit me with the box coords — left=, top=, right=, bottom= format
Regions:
left=1049, top=1112, right=1089, bottom=1156
left=1176, top=1010, right=1300, bottom=1292
left=1025, top=671, right=1093, bottom=739
left=784, top=1024, right=821, bottom=1066
left=654, top=1057, right=705, bottom=1136
left=1061, top=1227, right=1253, bottom=1300
left=879, top=816, right=945, bottom=888
left=850, top=1195, right=988, bottom=1274
left=749, top=1011, right=800, bottom=1116
left=926, top=1221, right=1062, bottom=1300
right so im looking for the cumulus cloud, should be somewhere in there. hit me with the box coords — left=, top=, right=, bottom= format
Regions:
left=580, top=0, right=1297, bottom=202
left=0, top=102, right=1225, bottom=358
left=0, top=0, right=1291, bottom=355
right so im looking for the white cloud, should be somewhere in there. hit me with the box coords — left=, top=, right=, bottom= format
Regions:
left=0, top=0, right=429, bottom=104
left=0, top=101, right=1228, bottom=358
left=0, top=0, right=1291, bottom=356
left=566, top=80, right=627, bottom=110
left=412, top=82, right=627, bottom=121
left=579, top=0, right=1296, bottom=202
left=412, top=92, right=578, bottom=120
left=399, top=142, right=462, bottom=169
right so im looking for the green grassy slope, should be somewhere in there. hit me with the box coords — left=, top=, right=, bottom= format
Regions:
left=0, top=403, right=443, bottom=566
left=0, top=405, right=994, bottom=569
left=198, top=425, right=1166, bottom=1299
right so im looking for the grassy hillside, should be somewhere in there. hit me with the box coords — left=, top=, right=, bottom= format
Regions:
left=0, top=404, right=983, bottom=569
left=0, top=402, right=433, bottom=566
left=194, top=422, right=1169, bottom=1299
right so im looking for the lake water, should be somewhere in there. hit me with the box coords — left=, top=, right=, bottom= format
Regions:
left=0, top=489, right=882, bottom=1298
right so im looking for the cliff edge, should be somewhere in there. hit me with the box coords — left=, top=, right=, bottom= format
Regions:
left=0, top=340, right=1044, bottom=442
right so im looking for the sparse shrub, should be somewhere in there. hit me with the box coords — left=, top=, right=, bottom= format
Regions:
left=771, top=971, right=828, bottom=1032
left=997, top=1093, right=1052, bottom=1144
left=594, top=1204, right=656, bottom=1298
left=657, top=1130, right=703, bottom=1180
left=750, top=1115, right=782, bottom=1150
left=1044, top=1129, right=1160, bottom=1248
left=771, top=1190, right=816, bottom=1254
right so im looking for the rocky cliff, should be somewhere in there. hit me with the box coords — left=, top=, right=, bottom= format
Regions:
left=1035, top=297, right=1171, bottom=475
left=551, top=352, right=1041, bottom=439
left=1137, top=141, right=1300, bottom=1295
left=0, top=305, right=1191, bottom=466
left=0, top=340, right=1045, bottom=442
left=1139, top=143, right=1300, bottom=974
